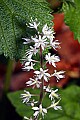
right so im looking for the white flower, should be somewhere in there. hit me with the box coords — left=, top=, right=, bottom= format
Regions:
left=22, top=54, right=38, bottom=71
left=32, top=104, right=47, bottom=118
left=45, top=53, right=60, bottom=67
left=22, top=38, right=33, bottom=44
left=26, top=46, right=38, bottom=57
left=51, top=70, right=65, bottom=82
left=22, top=55, right=34, bottom=66
left=47, top=100, right=62, bottom=110
left=26, top=55, right=36, bottom=64
left=26, top=99, right=38, bottom=107
left=34, top=68, right=51, bottom=82
left=44, top=85, right=52, bottom=92
left=24, top=116, right=33, bottom=120
left=21, top=90, right=32, bottom=103
left=32, top=35, right=48, bottom=50
left=28, top=18, right=40, bottom=30
left=42, top=24, right=55, bottom=40
left=49, top=89, right=59, bottom=100
left=23, top=62, right=35, bottom=71
left=50, top=40, right=61, bottom=50
left=26, top=77, right=41, bottom=88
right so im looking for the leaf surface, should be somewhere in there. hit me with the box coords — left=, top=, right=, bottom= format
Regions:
left=0, top=0, right=53, bottom=59
left=63, top=0, right=80, bottom=42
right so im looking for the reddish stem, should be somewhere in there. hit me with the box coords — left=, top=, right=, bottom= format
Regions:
left=38, top=46, right=44, bottom=106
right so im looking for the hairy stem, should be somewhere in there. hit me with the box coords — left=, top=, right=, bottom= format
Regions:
left=33, top=46, right=44, bottom=120
left=38, top=46, right=44, bottom=106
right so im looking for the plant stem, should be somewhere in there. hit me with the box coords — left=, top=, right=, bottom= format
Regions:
left=3, top=59, right=14, bottom=93
left=38, top=46, right=44, bottom=106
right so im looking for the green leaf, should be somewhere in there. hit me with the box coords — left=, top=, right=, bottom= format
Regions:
left=0, top=0, right=53, bottom=59
left=7, top=90, right=33, bottom=117
left=8, top=85, right=80, bottom=119
left=62, top=0, right=76, bottom=8
left=63, top=0, right=80, bottom=42
left=45, top=85, right=80, bottom=120
left=7, top=88, right=40, bottom=118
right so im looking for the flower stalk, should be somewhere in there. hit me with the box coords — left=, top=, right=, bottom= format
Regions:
left=21, top=18, right=65, bottom=120
left=38, top=46, right=44, bottom=106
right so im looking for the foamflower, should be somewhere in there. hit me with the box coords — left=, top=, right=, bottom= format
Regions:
left=47, top=100, right=62, bottom=110
left=23, top=62, right=35, bottom=71
left=42, top=24, right=55, bottom=40
left=49, top=89, right=59, bottom=100
left=28, top=18, right=40, bottom=30
left=32, top=104, right=47, bottom=118
left=26, top=99, right=38, bottom=107
left=21, top=90, right=32, bottom=103
left=25, top=46, right=38, bottom=58
left=21, top=18, right=64, bottom=119
left=26, top=77, right=41, bottom=88
left=44, top=85, right=52, bottom=92
left=32, top=35, right=48, bottom=50
left=25, top=55, right=36, bottom=65
left=22, top=38, right=33, bottom=44
left=45, top=53, right=60, bottom=67
left=51, top=70, right=65, bottom=82
left=34, top=68, right=51, bottom=82
left=50, top=40, right=61, bottom=50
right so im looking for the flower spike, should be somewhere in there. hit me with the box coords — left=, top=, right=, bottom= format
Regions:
left=21, top=18, right=65, bottom=119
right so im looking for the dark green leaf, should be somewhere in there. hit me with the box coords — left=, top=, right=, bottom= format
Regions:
left=7, top=90, right=33, bottom=117
left=63, top=0, right=80, bottom=42
left=8, top=85, right=80, bottom=119
left=62, top=0, right=76, bottom=8
left=0, top=0, right=53, bottom=59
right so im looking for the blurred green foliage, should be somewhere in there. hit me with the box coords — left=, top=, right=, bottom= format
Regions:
left=8, top=85, right=80, bottom=120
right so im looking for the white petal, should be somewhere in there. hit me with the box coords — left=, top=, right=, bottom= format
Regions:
left=44, top=76, right=48, bottom=82
left=54, top=89, right=58, bottom=92
left=32, top=107, right=39, bottom=111
left=34, top=71, right=40, bottom=74
left=25, top=62, right=30, bottom=66
left=40, top=68, right=43, bottom=72
left=54, top=106, right=58, bottom=110
left=36, top=84, right=40, bottom=88
left=24, top=116, right=29, bottom=120
left=43, top=108, right=47, bottom=113
left=56, top=106, right=62, bottom=110
left=33, top=111, right=39, bottom=117
left=45, top=73, right=51, bottom=77
left=26, top=81, right=32, bottom=85
left=52, top=62, right=56, bottom=67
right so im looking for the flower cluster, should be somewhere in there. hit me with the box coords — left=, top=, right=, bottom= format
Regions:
left=21, top=18, right=65, bottom=120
